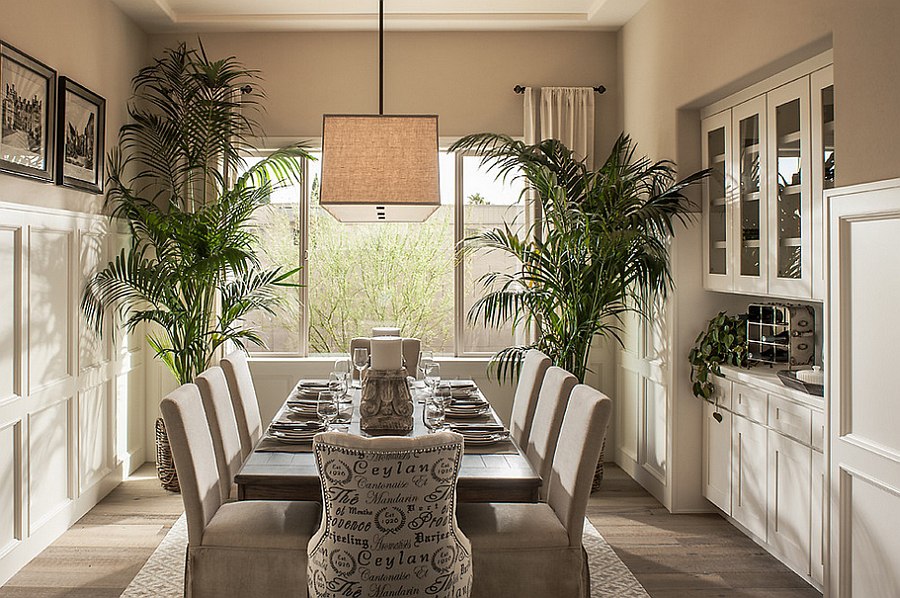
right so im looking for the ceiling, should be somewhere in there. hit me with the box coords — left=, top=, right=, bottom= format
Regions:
left=112, top=0, right=648, bottom=32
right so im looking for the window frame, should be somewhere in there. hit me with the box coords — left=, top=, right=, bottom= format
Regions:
left=244, top=136, right=523, bottom=358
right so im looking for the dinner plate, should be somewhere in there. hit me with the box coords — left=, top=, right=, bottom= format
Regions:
left=445, top=405, right=491, bottom=419
left=461, top=432, right=509, bottom=446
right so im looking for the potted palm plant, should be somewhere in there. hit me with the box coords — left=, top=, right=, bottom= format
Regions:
left=82, top=43, right=310, bottom=491
left=449, top=133, right=708, bottom=488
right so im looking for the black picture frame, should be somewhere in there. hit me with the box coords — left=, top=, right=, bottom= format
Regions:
left=56, top=77, right=105, bottom=194
left=0, top=42, right=56, bottom=183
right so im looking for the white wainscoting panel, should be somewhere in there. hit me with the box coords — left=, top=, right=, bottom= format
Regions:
left=27, top=228, right=72, bottom=394
left=0, top=226, right=19, bottom=403
left=0, top=203, right=146, bottom=586
left=643, top=378, right=667, bottom=482
left=27, top=398, right=72, bottom=533
left=0, top=420, right=20, bottom=557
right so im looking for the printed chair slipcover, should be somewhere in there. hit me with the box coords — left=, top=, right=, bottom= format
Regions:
left=160, top=383, right=320, bottom=598
left=308, top=431, right=472, bottom=598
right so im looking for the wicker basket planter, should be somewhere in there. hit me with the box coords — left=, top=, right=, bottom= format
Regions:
left=155, top=417, right=180, bottom=493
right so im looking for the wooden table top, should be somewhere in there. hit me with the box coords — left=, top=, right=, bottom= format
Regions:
left=235, top=384, right=542, bottom=503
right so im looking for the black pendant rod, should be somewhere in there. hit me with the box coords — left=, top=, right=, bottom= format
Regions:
left=379, top=0, right=384, bottom=115
left=513, top=84, right=607, bottom=95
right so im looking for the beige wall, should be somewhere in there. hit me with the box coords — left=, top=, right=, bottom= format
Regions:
left=0, top=0, right=147, bottom=213
left=148, top=31, right=620, bottom=161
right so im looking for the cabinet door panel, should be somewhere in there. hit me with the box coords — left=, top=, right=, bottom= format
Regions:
left=732, top=96, right=768, bottom=294
left=811, top=450, right=825, bottom=586
left=732, top=382, right=768, bottom=424
left=732, top=415, right=767, bottom=540
left=702, top=111, right=733, bottom=291
left=703, top=400, right=732, bottom=514
left=810, top=65, right=834, bottom=301
left=767, top=77, right=812, bottom=298
left=768, top=431, right=812, bottom=575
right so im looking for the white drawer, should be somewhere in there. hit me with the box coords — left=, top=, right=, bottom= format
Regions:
left=711, top=375, right=732, bottom=411
left=811, top=409, right=825, bottom=452
left=769, top=394, right=813, bottom=445
left=732, top=381, right=768, bottom=424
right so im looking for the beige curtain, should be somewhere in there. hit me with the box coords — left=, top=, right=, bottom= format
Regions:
left=538, top=87, right=596, bottom=168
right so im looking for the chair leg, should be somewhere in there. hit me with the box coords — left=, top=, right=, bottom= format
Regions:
left=581, top=545, right=591, bottom=597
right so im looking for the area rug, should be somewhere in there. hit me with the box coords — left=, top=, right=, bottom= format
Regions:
left=121, top=514, right=648, bottom=597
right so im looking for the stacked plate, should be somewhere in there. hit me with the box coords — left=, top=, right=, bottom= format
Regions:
left=448, top=422, right=510, bottom=446
left=267, top=418, right=327, bottom=444
left=287, top=380, right=330, bottom=417
left=444, top=396, right=491, bottom=419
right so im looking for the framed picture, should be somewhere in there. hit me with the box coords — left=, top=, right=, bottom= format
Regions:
left=0, top=42, right=56, bottom=182
left=56, top=77, right=105, bottom=194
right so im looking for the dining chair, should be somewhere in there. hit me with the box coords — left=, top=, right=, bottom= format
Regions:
left=195, top=366, right=243, bottom=501
left=308, top=431, right=472, bottom=598
left=509, top=349, right=552, bottom=448
left=160, top=384, right=320, bottom=598
left=349, top=336, right=421, bottom=379
left=457, top=384, right=613, bottom=598
left=221, top=350, right=263, bottom=460
left=525, top=366, right=577, bottom=500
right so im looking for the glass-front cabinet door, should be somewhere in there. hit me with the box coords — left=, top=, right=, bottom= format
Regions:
left=811, top=66, right=834, bottom=301
left=732, top=97, right=768, bottom=294
left=702, top=110, right=732, bottom=291
left=767, top=78, right=812, bottom=297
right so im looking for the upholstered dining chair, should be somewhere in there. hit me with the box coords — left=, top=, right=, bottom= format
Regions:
left=509, top=349, right=552, bottom=448
left=160, top=384, right=320, bottom=598
left=308, top=431, right=472, bottom=598
left=457, top=384, right=613, bottom=598
left=525, top=366, right=577, bottom=500
left=349, top=336, right=422, bottom=379
left=195, top=366, right=243, bottom=501
left=221, top=350, right=263, bottom=460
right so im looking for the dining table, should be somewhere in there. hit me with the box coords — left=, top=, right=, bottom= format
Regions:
left=235, top=380, right=542, bottom=503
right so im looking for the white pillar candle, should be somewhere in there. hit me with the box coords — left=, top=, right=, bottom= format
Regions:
left=371, top=326, right=401, bottom=337
left=370, top=336, right=403, bottom=370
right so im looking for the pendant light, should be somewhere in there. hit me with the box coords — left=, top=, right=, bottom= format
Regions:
left=319, top=0, right=440, bottom=222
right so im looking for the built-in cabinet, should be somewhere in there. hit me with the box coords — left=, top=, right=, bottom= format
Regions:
left=701, top=368, right=824, bottom=589
left=701, top=52, right=833, bottom=300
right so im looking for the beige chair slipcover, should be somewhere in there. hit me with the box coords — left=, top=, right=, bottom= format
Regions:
left=308, top=431, right=472, bottom=598
left=349, top=336, right=421, bottom=379
left=195, top=366, right=243, bottom=501
left=160, top=384, right=320, bottom=598
left=458, top=384, right=613, bottom=598
left=221, top=350, right=263, bottom=460
left=525, top=366, right=577, bottom=500
left=509, top=349, right=552, bottom=448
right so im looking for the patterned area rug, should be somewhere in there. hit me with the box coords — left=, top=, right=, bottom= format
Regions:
left=121, top=514, right=648, bottom=597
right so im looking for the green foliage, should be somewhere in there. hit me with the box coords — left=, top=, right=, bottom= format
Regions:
left=449, top=132, right=710, bottom=383
left=81, top=42, right=311, bottom=384
left=466, top=193, right=489, bottom=205
left=689, top=312, right=749, bottom=400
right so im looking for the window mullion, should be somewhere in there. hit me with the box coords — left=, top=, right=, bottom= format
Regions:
left=300, top=156, right=311, bottom=357
left=453, top=151, right=465, bottom=357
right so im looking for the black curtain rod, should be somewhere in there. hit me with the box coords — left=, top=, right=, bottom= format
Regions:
left=514, top=84, right=606, bottom=95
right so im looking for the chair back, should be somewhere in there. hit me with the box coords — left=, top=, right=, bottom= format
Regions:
left=546, top=384, right=613, bottom=547
left=308, top=431, right=472, bottom=598
left=196, top=366, right=243, bottom=500
left=221, top=350, right=263, bottom=459
left=349, top=336, right=421, bottom=379
left=160, top=384, right=223, bottom=546
left=509, top=350, right=552, bottom=447
left=525, top=366, right=577, bottom=500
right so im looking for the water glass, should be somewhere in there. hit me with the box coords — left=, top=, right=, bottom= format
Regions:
left=423, top=395, right=445, bottom=432
left=328, top=373, right=345, bottom=399
left=424, top=362, right=441, bottom=397
left=317, top=391, right=338, bottom=429
left=334, top=396, right=353, bottom=427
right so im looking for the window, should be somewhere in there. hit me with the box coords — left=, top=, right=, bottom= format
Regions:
left=244, top=144, right=525, bottom=357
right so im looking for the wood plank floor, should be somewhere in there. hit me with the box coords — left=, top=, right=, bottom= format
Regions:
left=1, top=463, right=821, bottom=597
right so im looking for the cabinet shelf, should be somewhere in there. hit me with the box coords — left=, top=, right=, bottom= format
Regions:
left=743, top=239, right=761, bottom=248
left=711, top=153, right=726, bottom=164
left=742, top=191, right=761, bottom=202
left=780, top=237, right=802, bottom=247
left=712, top=241, right=728, bottom=250
left=710, top=196, right=727, bottom=207
left=741, top=143, right=760, bottom=154
left=779, top=130, right=802, bottom=146
left=780, top=184, right=802, bottom=196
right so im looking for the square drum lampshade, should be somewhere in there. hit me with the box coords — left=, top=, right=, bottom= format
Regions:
left=320, top=114, right=440, bottom=222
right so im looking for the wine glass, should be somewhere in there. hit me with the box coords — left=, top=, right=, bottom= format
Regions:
left=424, top=362, right=441, bottom=400
left=352, top=347, right=369, bottom=388
left=418, top=350, right=434, bottom=380
left=317, top=391, right=338, bottom=430
left=423, top=394, right=445, bottom=432
left=328, top=373, right=345, bottom=400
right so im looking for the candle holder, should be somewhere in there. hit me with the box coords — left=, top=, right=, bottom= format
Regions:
left=359, top=368, right=414, bottom=432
